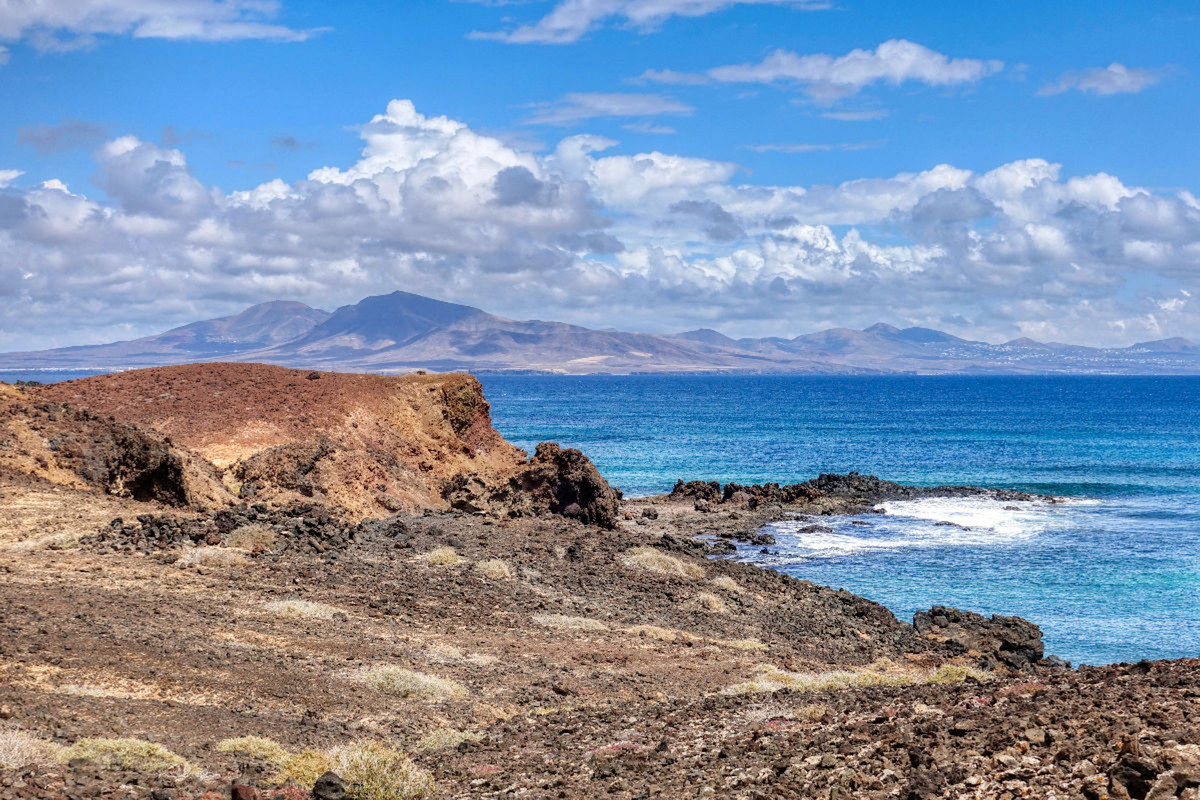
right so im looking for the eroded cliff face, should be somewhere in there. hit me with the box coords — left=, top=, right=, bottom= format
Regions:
left=33, top=363, right=620, bottom=523
left=0, top=384, right=229, bottom=509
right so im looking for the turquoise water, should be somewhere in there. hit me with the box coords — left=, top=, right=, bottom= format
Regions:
left=7, top=369, right=1198, bottom=666
left=478, top=375, right=1200, bottom=666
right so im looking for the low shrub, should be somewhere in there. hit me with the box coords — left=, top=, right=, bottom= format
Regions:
left=331, top=739, right=435, bottom=800
left=416, top=728, right=484, bottom=751
left=715, top=638, right=768, bottom=651
left=177, top=546, right=247, bottom=568
left=275, top=749, right=332, bottom=788
left=532, top=613, right=608, bottom=632
left=225, top=524, right=275, bottom=553
left=65, top=737, right=186, bottom=772
left=423, top=547, right=460, bottom=566
left=696, top=592, right=728, bottom=613
left=724, top=665, right=916, bottom=696
left=928, top=663, right=991, bottom=685
left=356, top=666, right=468, bottom=700
left=710, top=575, right=742, bottom=593
left=618, top=547, right=704, bottom=579
left=474, top=559, right=512, bottom=580
left=216, top=735, right=289, bottom=764
left=424, top=643, right=497, bottom=666
left=625, top=624, right=678, bottom=642
left=0, top=729, right=66, bottom=769
left=264, top=599, right=345, bottom=619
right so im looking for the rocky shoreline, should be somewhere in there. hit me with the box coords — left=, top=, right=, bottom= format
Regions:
left=1, top=366, right=1197, bottom=800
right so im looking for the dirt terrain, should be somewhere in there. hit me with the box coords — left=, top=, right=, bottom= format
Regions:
left=1, top=368, right=1198, bottom=800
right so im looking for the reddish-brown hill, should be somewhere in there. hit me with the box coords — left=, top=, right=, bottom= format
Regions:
left=36, top=363, right=529, bottom=518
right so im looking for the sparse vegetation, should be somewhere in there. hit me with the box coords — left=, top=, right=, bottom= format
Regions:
left=625, top=624, right=678, bottom=642
left=355, top=666, right=468, bottom=700
left=928, top=663, right=991, bottom=685
left=417, top=728, right=484, bottom=751
left=424, top=642, right=497, bottom=666
left=330, top=739, right=435, bottom=800
left=724, top=665, right=917, bottom=696
left=532, top=613, right=609, bottom=631
left=176, top=546, right=247, bottom=568
left=715, top=637, right=768, bottom=651
left=711, top=575, right=742, bottom=593
left=216, top=735, right=289, bottom=764
left=619, top=546, right=704, bottom=579
left=265, top=599, right=346, bottom=619
left=275, top=749, right=333, bottom=788
left=696, top=591, right=728, bottom=613
left=474, top=558, right=512, bottom=580
left=0, top=729, right=66, bottom=768
left=423, top=547, right=461, bottom=566
left=65, top=737, right=186, bottom=772
left=225, top=524, right=275, bottom=553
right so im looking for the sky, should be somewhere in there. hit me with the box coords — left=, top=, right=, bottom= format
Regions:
left=0, top=0, right=1198, bottom=350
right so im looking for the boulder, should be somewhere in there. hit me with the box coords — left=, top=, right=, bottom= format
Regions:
left=913, top=605, right=1044, bottom=669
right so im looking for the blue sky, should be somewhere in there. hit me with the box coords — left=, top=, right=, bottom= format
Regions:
left=1, top=0, right=1198, bottom=349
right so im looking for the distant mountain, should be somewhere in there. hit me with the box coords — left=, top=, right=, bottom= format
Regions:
left=0, top=301, right=330, bottom=368
left=3, top=290, right=1200, bottom=375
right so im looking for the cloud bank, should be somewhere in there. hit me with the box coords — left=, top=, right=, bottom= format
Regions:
left=2, top=99, right=1199, bottom=350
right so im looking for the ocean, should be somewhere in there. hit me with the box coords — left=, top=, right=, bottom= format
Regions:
left=6, top=369, right=1198, bottom=666
left=478, top=374, right=1200, bottom=667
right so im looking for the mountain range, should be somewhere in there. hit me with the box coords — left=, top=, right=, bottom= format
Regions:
left=4, top=290, right=1200, bottom=375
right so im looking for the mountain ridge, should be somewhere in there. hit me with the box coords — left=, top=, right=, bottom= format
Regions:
left=3, top=290, right=1199, bottom=375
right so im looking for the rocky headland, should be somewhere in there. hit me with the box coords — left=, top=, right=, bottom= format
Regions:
left=0, top=364, right=1196, bottom=800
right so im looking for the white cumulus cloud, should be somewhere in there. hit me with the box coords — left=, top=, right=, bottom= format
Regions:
left=1038, top=63, right=1164, bottom=96
left=2, top=99, right=1200, bottom=350
left=707, top=39, right=1004, bottom=101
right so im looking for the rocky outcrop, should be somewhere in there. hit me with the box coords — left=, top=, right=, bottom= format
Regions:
left=914, top=605, right=1045, bottom=670
left=445, top=442, right=622, bottom=528
left=665, top=472, right=1047, bottom=513
left=0, top=384, right=230, bottom=509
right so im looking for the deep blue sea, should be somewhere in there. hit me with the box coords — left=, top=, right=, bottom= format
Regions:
left=5, top=369, right=1198, bottom=667
left=477, top=374, right=1200, bottom=667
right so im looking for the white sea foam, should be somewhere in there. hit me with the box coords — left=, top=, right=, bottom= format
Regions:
left=767, top=495, right=1078, bottom=559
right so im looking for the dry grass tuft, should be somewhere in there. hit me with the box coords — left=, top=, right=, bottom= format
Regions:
left=225, top=524, right=275, bottom=553
left=423, top=547, right=460, bottom=566
left=177, top=546, right=248, bottom=568
left=618, top=547, right=704, bottom=579
left=625, top=624, right=678, bottom=642
left=216, top=735, right=289, bottom=764
left=724, top=665, right=917, bottom=696
left=532, top=613, right=609, bottom=632
left=356, top=666, right=468, bottom=700
left=424, top=642, right=497, bottom=667
left=65, top=737, right=186, bottom=772
left=0, top=729, right=66, bottom=769
left=264, top=599, right=346, bottom=620
left=715, top=638, right=768, bottom=651
left=711, top=575, right=742, bottom=593
left=275, top=749, right=332, bottom=788
left=330, top=739, right=435, bottom=800
left=474, top=559, right=512, bottom=580
left=927, top=663, right=991, bottom=685
left=696, top=592, right=728, bottom=614
left=416, top=728, right=484, bottom=751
